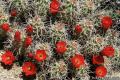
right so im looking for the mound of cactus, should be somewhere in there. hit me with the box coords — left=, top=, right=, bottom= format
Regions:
left=0, top=0, right=120, bottom=80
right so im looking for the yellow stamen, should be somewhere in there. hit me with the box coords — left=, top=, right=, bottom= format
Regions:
left=28, top=67, right=31, bottom=70
left=39, top=54, right=43, bottom=58
left=7, top=57, right=10, bottom=60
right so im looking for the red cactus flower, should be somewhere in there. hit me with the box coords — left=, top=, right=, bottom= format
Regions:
left=55, top=41, right=67, bottom=54
left=26, top=25, right=33, bottom=33
left=22, top=62, right=36, bottom=76
left=10, top=9, right=17, bottom=17
left=101, top=16, right=113, bottom=29
left=1, top=51, right=15, bottom=65
left=70, top=54, right=85, bottom=68
left=34, top=50, right=47, bottom=62
left=101, top=46, right=114, bottom=57
left=1, top=23, right=10, bottom=32
left=14, top=31, right=21, bottom=42
left=24, top=36, right=32, bottom=48
left=92, top=55, right=104, bottom=65
left=95, top=66, right=107, bottom=78
left=27, top=52, right=34, bottom=58
left=50, top=0, right=60, bottom=14
left=74, top=25, right=82, bottom=34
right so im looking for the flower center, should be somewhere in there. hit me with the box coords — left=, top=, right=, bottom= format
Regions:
left=28, top=67, right=31, bottom=71
left=75, top=58, right=80, bottom=64
left=98, top=70, right=102, bottom=75
left=39, top=54, right=43, bottom=58
left=7, top=57, right=10, bottom=60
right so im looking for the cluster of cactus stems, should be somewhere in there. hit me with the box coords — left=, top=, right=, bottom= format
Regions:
left=0, top=0, right=120, bottom=80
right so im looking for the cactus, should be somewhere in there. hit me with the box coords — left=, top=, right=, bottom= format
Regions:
left=0, top=0, right=120, bottom=80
